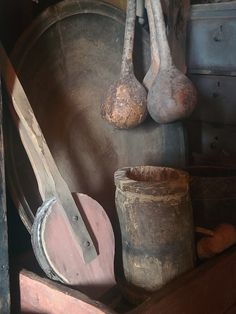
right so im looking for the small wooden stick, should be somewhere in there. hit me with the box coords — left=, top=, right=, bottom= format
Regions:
left=197, top=224, right=236, bottom=259
left=101, top=0, right=147, bottom=129
left=195, top=226, right=214, bottom=237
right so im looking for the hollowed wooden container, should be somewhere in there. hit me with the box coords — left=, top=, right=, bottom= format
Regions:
left=114, top=166, right=195, bottom=303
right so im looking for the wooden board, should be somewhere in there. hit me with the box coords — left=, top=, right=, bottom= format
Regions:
left=18, top=247, right=236, bottom=313
left=32, top=193, right=115, bottom=299
left=132, top=247, right=236, bottom=314
left=19, top=269, right=114, bottom=314
left=0, top=79, right=10, bottom=313
left=225, top=304, right=236, bottom=314
left=189, top=74, right=236, bottom=125
left=187, top=120, right=236, bottom=167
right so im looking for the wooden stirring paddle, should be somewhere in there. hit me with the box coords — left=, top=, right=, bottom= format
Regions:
left=147, top=0, right=197, bottom=124
left=101, top=0, right=147, bottom=129
left=0, top=43, right=116, bottom=298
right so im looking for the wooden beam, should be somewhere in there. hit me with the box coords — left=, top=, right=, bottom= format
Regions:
left=131, top=248, right=236, bottom=314
left=225, top=304, right=236, bottom=314
left=19, top=248, right=236, bottom=313
left=0, top=79, right=10, bottom=313
left=19, top=269, right=115, bottom=314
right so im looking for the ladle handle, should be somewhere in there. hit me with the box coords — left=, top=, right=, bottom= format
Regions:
left=150, top=0, right=173, bottom=69
left=0, top=43, right=97, bottom=263
left=121, top=0, right=136, bottom=76
left=143, top=0, right=160, bottom=89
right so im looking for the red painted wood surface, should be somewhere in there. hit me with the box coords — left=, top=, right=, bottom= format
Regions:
left=41, top=193, right=116, bottom=298
left=20, top=270, right=114, bottom=314
left=19, top=248, right=236, bottom=314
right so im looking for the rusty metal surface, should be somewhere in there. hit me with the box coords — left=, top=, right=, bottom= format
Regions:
left=5, top=0, right=187, bottom=231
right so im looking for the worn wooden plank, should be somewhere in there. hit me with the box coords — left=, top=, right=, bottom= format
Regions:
left=131, top=247, right=236, bottom=314
left=189, top=74, right=236, bottom=125
left=187, top=120, right=236, bottom=167
left=0, top=79, right=10, bottom=313
left=19, top=248, right=236, bottom=314
left=224, top=304, right=236, bottom=314
left=19, top=269, right=115, bottom=314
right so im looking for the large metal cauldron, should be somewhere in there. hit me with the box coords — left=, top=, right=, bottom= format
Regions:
left=6, top=0, right=187, bottom=231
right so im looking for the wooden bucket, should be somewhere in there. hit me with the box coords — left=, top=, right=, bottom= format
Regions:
left=114, top=166, right=195, bottom=302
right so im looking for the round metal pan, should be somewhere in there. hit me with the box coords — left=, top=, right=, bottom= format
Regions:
left=5, top=0, right=187, bottom=232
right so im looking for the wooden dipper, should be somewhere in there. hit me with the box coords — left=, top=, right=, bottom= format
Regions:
left=101, top=0, right=147, bottom=129
left=147, top=0, right=197, bottom=124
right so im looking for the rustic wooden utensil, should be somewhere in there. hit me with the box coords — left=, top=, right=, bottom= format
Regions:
left=143, top=0, right=160, bottom=91
left=115, top=166, right=195, bottom=304
left=0, top=43, right=115, bottom=297
left=6, top=0, right=188, bottom=237
left=147, top=0, right=197, bottom=124
left=196, top=224, right=236, bottom=259
left=0, top=42, right=96, bottom=264
left=101, top=0, right=147, bottom=129
left=32, top=193, right=115, bottom=299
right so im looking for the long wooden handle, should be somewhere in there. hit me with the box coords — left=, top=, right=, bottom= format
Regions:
left=143, top=0, right=160, bottom=90
left=0, top=43, right=97, bottom=263
left=121, top=0, right=136, bottom=75
left=150, top=0, right=173, bottom=69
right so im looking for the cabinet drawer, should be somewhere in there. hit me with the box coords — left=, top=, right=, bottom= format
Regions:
left=188, top=2, right=236, bottom=75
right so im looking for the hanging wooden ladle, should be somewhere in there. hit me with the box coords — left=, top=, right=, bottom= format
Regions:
left=0, top=43, right=116, bottom=299
left=147, top=0, right=197, bottom=124
left=143, top=0, right=160, bottom=91
left=101, top=0, right=147, bottom=129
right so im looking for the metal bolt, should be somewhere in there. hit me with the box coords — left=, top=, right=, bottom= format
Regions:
left=213, top=25, right=223, bottom=42
left=1, top=264, right=8, bottom=271
left=83, top=241, right=91, bottom=248
left=73, top=215, right=79, bottom=222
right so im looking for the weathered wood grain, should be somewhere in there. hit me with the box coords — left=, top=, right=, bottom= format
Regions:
left=131, top=247, right=236, bottom=314
left=0, top=43, right=117, bottom=296
left=146, top=0, right=196, bottom=124
left=0, top=42, right=98, bottom=264
left=18, top=248, right=236, bottom=313
left=224, top=304, right=236, bottom=314
left=115, top=166, right=195, bottom=304
left=167, top=0, right=190, bottom=73
left=19, top=269, right=115, bottom=314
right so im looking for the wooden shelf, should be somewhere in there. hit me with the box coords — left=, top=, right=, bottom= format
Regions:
left=17, top=247, right=236, bottom=314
